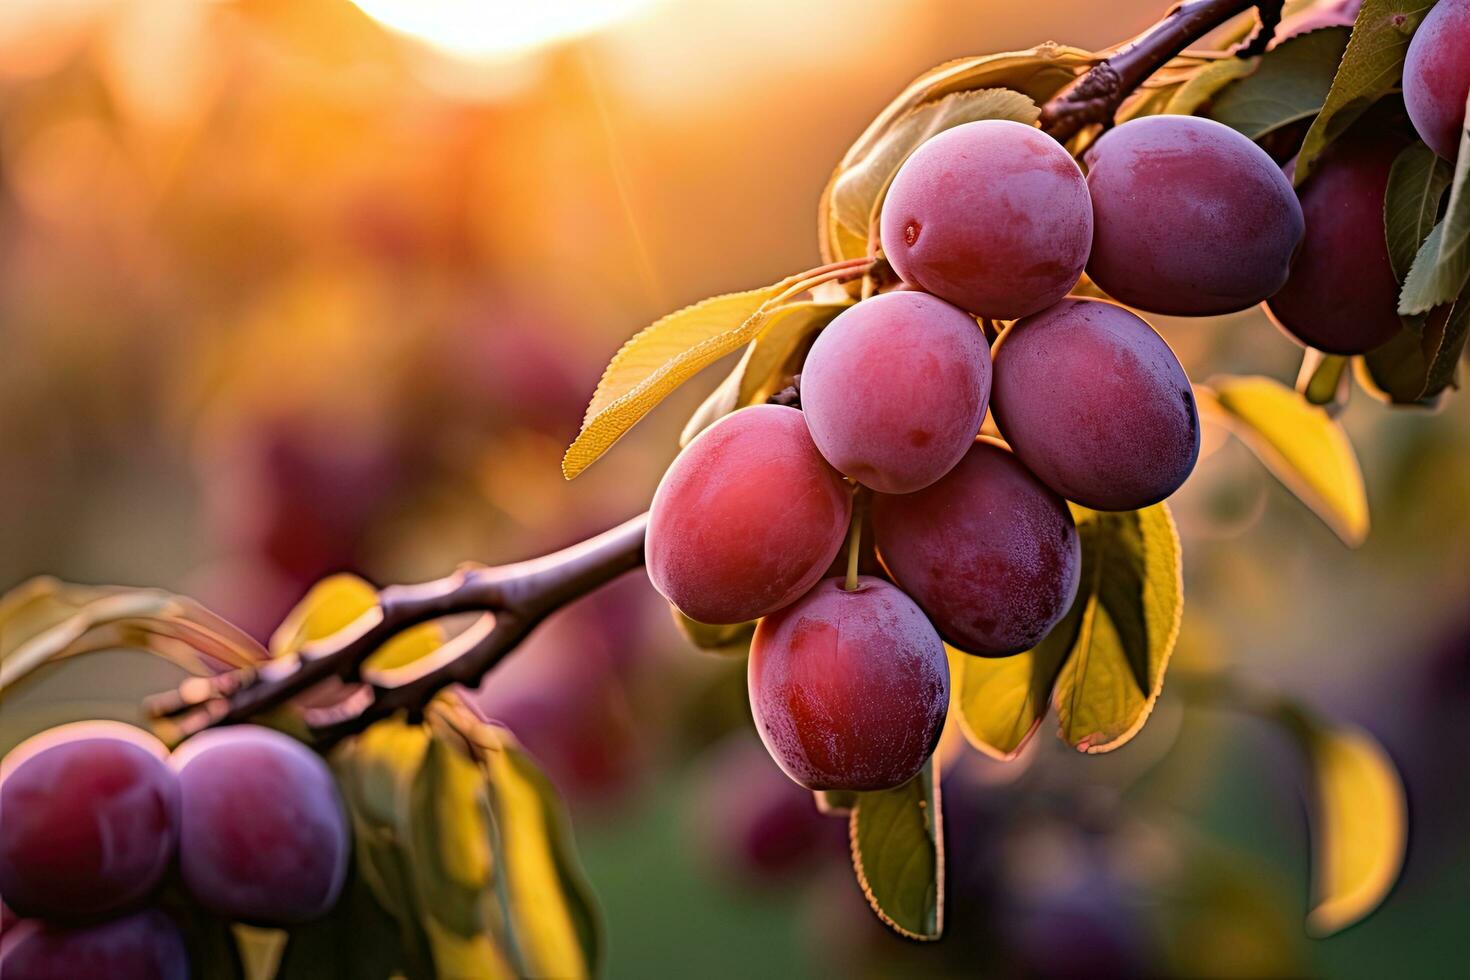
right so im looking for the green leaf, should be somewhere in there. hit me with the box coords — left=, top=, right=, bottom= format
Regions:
left=0, top=577, right=266, bottom=696
left=671, top=607, right=755, bottom=656
left=432, top=699, right=602, bottom=979
left=678, top=300, right=850, bottom=447
left=825, top=88, right=1040, bottom=261
left=275, top=877, right=413, bottom=980
left=947, top=637, right=1067, bottom=761
left=1398, top=105, right=1470, bottom=316
left=338, top=713, right=536, bottom=980
left=1200, top=376, right=1369, bottom=546
left=273, top=574, right=444, bottom=673
left=1360, top=274, right=1470, bottom=404
left=1383, top=141, right=1453, bottom=284
left=1164, top=54, right=1259, bottom=116
left=1297, top=723, right=1407, bottom=936
left=563, top=285, right=786, bottom=479
left=479, top=737, right=602, bottom=978
left=1206, top=27, right=1350, bottom=139
left=821, top=44, right=1095, bottom=261
left=1051, top=504, right=1182, bottom=754
left=848, top=761, right=943, bottom=940
left=1294, top=0, right=1437, bottom=185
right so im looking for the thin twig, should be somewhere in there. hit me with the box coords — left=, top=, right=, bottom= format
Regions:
left=148, top=514, right=648, bottom=743
left=1039, top=0, right=1284, bottom=142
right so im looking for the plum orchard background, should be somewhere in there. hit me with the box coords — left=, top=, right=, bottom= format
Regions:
left=1, top=0, right=1469, bottom=977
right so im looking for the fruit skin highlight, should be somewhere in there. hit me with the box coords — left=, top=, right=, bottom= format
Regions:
left=646, top=404, right=852, bottom=626
left=801, top=290, right=990, bottom=494
left=748, top=577, right=949, bottom=791
left=880, top=119, right=1093, bottom=320
left=0, top=722, right=180, bottom=921
left=873, top=438, right=1081, bottom=657
left=990, top=298, right=1199, bottom=510
left=1085, top=115, right=1304, bottom=316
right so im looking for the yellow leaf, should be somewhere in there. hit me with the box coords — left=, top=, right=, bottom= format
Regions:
left=482, top=744, right=598, bottom=980
left=562, top=286, right=781, bottom=479
left=1052, top=504, right=1182, bottom=754
left=948, top=640, right=1066, bottom=761
left=272, top=574, right=444, bottom=672
left=1200, top=375, right=1369, bottom=546
left=1304, top=726, right=1407, bottom=937
left=428, top=699, right=602, bottom=978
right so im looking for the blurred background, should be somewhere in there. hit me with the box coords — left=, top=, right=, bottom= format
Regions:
left=1, top=0, right=1467, bottom=976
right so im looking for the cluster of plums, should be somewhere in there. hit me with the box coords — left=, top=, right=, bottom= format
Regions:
left=645, top=50, right=1470, bottom=792
left=0, top=722, right=350, bottom=980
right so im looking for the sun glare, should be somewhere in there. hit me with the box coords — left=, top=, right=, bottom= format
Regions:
left=348, top=0, right=659, bottom=61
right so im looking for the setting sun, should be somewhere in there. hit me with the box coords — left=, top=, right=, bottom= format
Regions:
left=348, top=0, right=659, bottom=60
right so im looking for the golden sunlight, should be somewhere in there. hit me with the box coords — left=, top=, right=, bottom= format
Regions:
left=348, top=0, right=659, bottom=61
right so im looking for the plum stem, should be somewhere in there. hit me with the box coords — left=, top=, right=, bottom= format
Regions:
left=1038, top=0, right=1285, bottom=143
left=844, top=489, right=865, bottom=592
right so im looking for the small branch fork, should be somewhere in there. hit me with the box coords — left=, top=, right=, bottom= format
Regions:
left=150, top=0, right=1288, bottom=745
left=1039, top=0, right=1284, bottom=142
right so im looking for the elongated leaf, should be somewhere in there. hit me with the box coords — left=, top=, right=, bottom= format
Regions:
left=1299, top=724, right=1407, bottom=936
left=1165, top=54, right=1259, bottom=116
left=678, top=300, right=850, bottom=447
left=848, top=761, right=943, bottom=940
left=947, top=635, right=1068, bottom=761
left=1399, top=107, right=1470, bottom=315
left=679, top=345, right=754, bottom=448
left=0, top=577, right=265, bottom=695
left=563, top=286, right=783, bottom=478
left=1051, top=504, right=1182, bottom=754
left=820, top=45, right=1094, bottom=261
left=481, top=741, right=601, bottom=979
left=274, top=573, right=443, bottom=672
left=1384, top=141, right=1453, bottom=283
left=336, top=705, right=600, bottom=979
left=330, top=721, right=437, bottom=977
left=1294, top=0, right=1436, bottom=185
left=275, top=876, right=412, bottom=980
left=1423, top=287, right=1470, bottom=393
left=826, top=88, right=1039, bottom=261
left=1200, top=376, right=1369, bottom=545
left=435, top=699, right=602, bottom=978
left=1207, top=26, right=1349, bottom=139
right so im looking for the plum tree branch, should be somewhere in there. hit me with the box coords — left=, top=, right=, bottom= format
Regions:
left=147, top=514, right=648, bottom=744
left=1039, top=0, right=1284, bottom=142
left=150, top=0, right=1288, bottom=745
